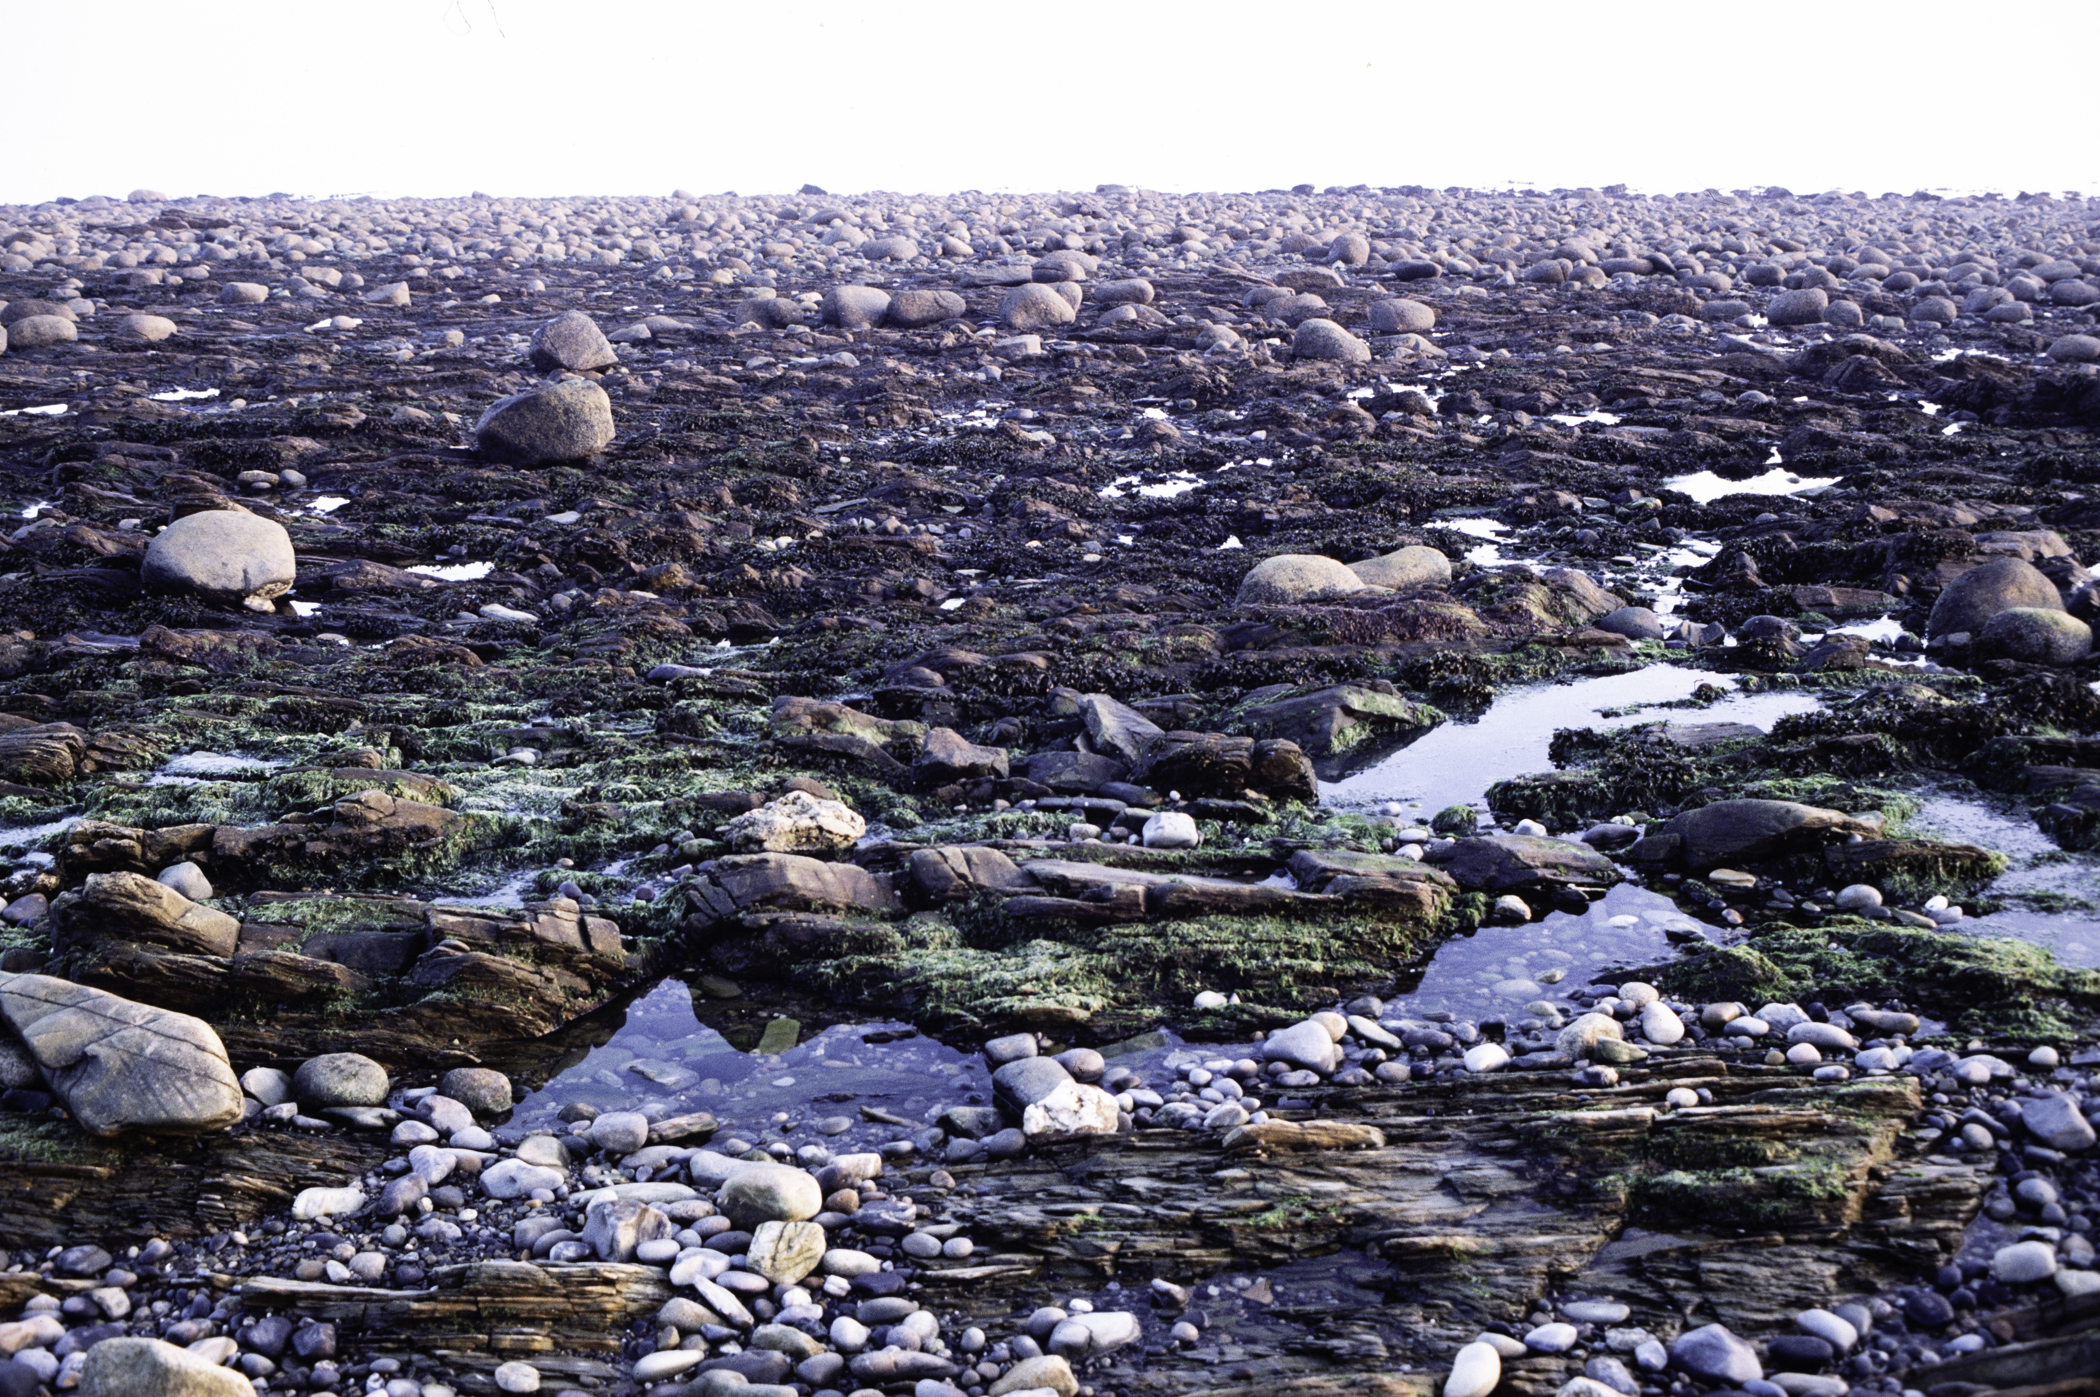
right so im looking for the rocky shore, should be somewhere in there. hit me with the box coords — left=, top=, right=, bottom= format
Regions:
left=0, top=179, right=2095, bottom=1397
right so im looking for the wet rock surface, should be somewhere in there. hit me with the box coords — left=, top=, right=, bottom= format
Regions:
left=0, top=180, right=2097, bottom=1397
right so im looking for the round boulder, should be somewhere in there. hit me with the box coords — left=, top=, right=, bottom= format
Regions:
left=999, top=282, right=1077, bottom=331
left=1911, top=296, right=1959, bottom=325
left=528, top=310, right=618, bottom=373
left=120, top=313, right=178, bottom=342
left=1597, top=606, right=1667, bottom=641
left=1, top=298, right=74, bottom=326
left=718, top=1162, right=822, bottom=1230
left=1766, top=289, right=1829, bottom=326
left=1291, top=318, right=1371, bottom=363
left=1325, top=231, right=1372, bottom=266
left=1927, top=557, right=2064, bottom=638
left=7, top=315, right=76, bottom=349
left=2046, top=334, right=2100, bottom=364
left=438, top=1067, right=515, bottom=1117
left=1367, top=298, right=1436, bottom=333
left=860, top=235, right=919, bottom=261
left=1348, top=545, right=1450, bottom=591
left=1979, top=608, right=2092, bottom=664
left=473, top=379, right=615, bottom=465
left=884, top=289, right=966, bottom=329
left=219, top=282, right=270, bottom=305
left=1094, top=278, right=1155, bottom=307
left=143, top=510, right=297, bottom=605
left=293, top=1052, right=390, bottom=1109
left=1236, top=553, right=1365, bottom=605
left=820, top=285, right=891, bottom=330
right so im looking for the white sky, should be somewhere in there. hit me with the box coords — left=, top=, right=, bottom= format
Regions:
left=8, top=1, right=2100, bottom=205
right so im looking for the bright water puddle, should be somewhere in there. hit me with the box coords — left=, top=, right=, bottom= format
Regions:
left=1322, top=665, right=1823, bottom=814
left=407, top=561, right=494, bottom=582
left=0, top=405, right=65, bottom=418
left=1439, top=516, right=1510, bottom=566
left=308, top=496, right=351, bottom=514
left=1664, top=468, right=1838, bottom=504
left=502, top=979, right=986, bottom=1157
left=147, top=751, right=290, bottom=786
left=430, top=868, right=541, bottom=910
left=1907, top=794, right=2100, bottom=968
left=149, top=387, right=219, bottom=403
left=1099, top=472, right=1203, bottom=500
left=1385, top=884, right=1712, bottom=1019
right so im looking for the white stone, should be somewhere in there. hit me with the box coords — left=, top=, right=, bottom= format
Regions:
left=493, top=1361, right=541, bottom=1393
left=1639, top=1003, right=1685, bottom=1045
left=1463, top=1044, right=1510, bottom=1073
left=1022, top=1081, right=1120, bottom=1139
left=633, top=1351, right=702, bottom=1382
left=1444, top=1341, right=1503, bottom=1397
left=291, top=1186, right=365, bottom=1220
left=1524, top=1321, right=1579, bottom=1353
left=1795, top=1308, right=1858, bottom=1352
left=1142, top=811, right=1201, bottom=849
left=1991, top=1240, right=2058, bottom=1284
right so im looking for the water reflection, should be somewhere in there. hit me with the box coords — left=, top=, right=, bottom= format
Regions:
left=1321, top=666, right=1822, bottom=815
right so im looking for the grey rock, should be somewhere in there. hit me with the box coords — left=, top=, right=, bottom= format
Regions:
left=588, top=1110, right=650, bottom=1154
left=914, top=727, right=1008, bottom=782
left=438, top=1066, right=513, bottom=1116
left=1367, top=298, right=1436, bottom=333
left=1291, top=318, right=1371, bottom=363
left=884, top=289, right=965, bottom=328
left=79, top=1337, right=252, bottom=1397
left=993, top=1056, right=1074, bottom=1115
left=2021, top=1093, right=2095, bottom=1151
left=1928, top=557, right=2064, bottom=638
left=1668, top=1324, right=1762, bottom=1385
left=1980, top=607, right=2091, bottom=664
left=528, top=310, right=617, bottom=373
left=581, top=1197, right=671, bottom=1262
left=143, top=511, right=296, bottom=605
left=820, top=285, right=892, bottom=330
left=1348, top=545, right=1450, bottom=591
left=1629, top=799, right=1879, bottom=869
left=718, top=1162, right=822, bottom=1228
left=473, top=379, right=615, bottom=465
left=1596, top=606, right=1666, bottom=641
left=1236, top=553, right=1365, bottom=605
left=0, top=973, right=243, bottom=1136
left=154, top=862, right=212, bottom=902
left=999, top=282, right=1078, bottom=331
left=1767, top=289, right=1830, bottom=326
left=983, top=1032, right=1038, bottom=1067
left=1262, top=1019, right=1343, bottom=1075
left=293, top=1052, right=390, bottom=1109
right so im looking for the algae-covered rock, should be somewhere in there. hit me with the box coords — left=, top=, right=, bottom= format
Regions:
left=1627, top=799, right=1881, bottom=870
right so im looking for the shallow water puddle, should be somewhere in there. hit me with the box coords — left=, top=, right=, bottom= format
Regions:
left=1321, top=665, right=1822, bottom=814
left=503, top=979, right=987, bottom=1155
left=429, top=868, right=541, bottom=910
left=1663, top=467, right=1838, bottom=504
left=407, top=560, right=494, bottom=582
left=1386, top=884, right=1712, bottom=1017
left=1909, top=794, right=2100, bottom=968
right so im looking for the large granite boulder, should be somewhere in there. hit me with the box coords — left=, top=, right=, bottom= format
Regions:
left=473, top=379, right=615, bottom=464
left=142, top=511, right=296, bottom=607
left=0, top=974, right=244, bottom=1136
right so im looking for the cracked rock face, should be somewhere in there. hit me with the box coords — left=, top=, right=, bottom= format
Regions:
left=0, top=973, right=243, bottom=1135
